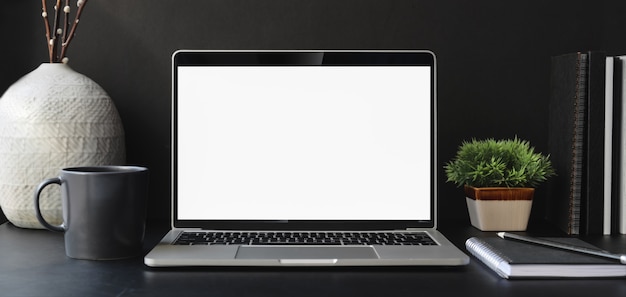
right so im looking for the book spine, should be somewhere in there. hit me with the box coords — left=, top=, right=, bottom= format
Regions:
left=582, top=51, right=606, bottom=235
left=611, top=57, right=623, bottom=235
left=572, top=53, right=587, bottom=235
left=619, top=56, right=626, bottom=234
left=604, top=56, right=614, bottom=235
left=465, top=237, right=510, bottom=279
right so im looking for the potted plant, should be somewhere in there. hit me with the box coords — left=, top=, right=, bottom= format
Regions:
left=444, top=137, right=555, bottom=231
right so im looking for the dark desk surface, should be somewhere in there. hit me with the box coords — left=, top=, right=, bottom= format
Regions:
left=1, top=220, right=625, bottom=297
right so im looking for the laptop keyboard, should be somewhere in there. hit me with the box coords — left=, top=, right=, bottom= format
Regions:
left=173, top=231, right=438, bottom=246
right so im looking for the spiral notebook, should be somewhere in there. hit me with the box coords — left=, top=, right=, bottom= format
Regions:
left=466, top=236, right=626, bottom=279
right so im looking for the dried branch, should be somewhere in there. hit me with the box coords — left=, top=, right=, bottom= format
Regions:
left=59, top=0, right=89, bottom=62
left=51, top=0, right=63, bottom=62
left=41, top=0, right=53, bottom=63
left=62, top=0, right=70, bottom=47
left=41, top=0, right=90, bottom=63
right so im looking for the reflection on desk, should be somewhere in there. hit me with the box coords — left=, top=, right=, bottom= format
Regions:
left=0, top=221, right=624, bottom=297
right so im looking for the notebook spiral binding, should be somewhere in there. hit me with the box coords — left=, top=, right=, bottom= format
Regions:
left=465, top=237, right=511, bottom=278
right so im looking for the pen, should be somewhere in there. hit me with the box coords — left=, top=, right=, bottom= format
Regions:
left=497, top=232, right=626, bottom=265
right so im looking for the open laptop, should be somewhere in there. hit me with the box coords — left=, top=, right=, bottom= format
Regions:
left=144, top=50, right=469, bottom=267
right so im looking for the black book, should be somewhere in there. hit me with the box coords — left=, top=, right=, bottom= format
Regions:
left=547, top=51, right=606, bottom=235
left=547, top=52, right=587, bottom=235
left=466, top=236, right=626, bottom=279
left=609, top=57, right=622, bottom=235
left=616, top=56, right=626, bottom=234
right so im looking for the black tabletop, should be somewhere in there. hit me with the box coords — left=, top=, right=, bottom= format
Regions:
left=1, top=220, right=624, bottom=297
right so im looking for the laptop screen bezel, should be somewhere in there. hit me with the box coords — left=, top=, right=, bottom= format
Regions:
left=171, top=50, right=437, bottom=230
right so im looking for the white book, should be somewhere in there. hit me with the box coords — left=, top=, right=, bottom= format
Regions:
left=604, top=56, right=614, bottom=235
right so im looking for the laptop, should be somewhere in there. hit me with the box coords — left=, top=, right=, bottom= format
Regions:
left=144, top=50, right=470, bottom=267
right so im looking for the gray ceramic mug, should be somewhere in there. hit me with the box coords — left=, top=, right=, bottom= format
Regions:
left=34, top=166, right=149, bottom=260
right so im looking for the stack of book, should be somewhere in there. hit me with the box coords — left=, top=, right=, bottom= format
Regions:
left=547, top=51, right=626, bottom=235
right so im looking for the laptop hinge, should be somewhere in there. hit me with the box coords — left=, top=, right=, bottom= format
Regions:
left=172, top=227, right=202, bottom=231
left=404, top=228, right=431, bottom=231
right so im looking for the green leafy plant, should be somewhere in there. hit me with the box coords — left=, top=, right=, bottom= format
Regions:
left=444, top=137, right=555, bottom=188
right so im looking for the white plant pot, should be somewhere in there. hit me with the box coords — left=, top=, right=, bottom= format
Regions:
left=0, top=63, right=126, bottom=229
left=464, top=186, right=534, bottom=231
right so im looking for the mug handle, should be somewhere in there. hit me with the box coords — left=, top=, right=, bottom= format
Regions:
left=34, top=177, right=65, bottom=232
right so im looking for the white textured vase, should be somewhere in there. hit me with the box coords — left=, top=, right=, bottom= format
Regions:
left=0, top=63, right=126, bottom=229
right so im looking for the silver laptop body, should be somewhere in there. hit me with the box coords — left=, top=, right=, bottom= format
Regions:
left=144, top=50, right=469, bottom=267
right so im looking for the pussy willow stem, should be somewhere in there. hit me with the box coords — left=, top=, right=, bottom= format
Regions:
left=62, top=0, right=70, bottom=47
left=59, top=0, right=89, bottom=61
left=41, top=0, right=53, bottom=63
left=51, top=0, right=63, bottom=62
left=41, top=0, right=90, bottom=62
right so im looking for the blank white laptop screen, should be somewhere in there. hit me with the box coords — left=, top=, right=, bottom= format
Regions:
left=176, top=64, right=432, bottom=221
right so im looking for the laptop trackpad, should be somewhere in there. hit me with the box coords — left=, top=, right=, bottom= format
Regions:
left=235, top=246, right=378, bottom=260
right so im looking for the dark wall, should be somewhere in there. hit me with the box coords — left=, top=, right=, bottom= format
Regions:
left=1, top=1, right=622, bottom=224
